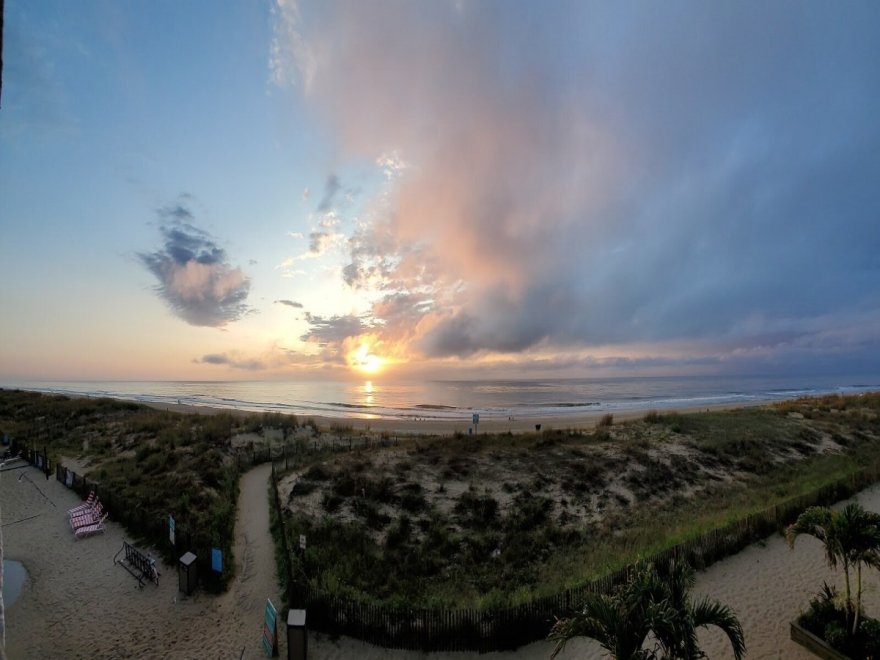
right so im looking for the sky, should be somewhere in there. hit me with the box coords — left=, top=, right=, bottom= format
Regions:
left=1, top=0, right=879, bottom=382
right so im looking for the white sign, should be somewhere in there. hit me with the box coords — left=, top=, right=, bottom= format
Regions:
left=299, top=534, right=306, bottom=550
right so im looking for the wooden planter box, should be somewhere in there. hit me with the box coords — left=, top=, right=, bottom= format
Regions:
left=790, top=620, right=853, bottom=660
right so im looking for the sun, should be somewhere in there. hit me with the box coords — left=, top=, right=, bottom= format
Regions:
left=352, top=343, right=384, bottom=375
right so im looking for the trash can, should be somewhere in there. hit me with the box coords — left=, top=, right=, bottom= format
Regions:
left=178, top=552, right=198, bottom=595
left=287, top=609, right=307, bottom=660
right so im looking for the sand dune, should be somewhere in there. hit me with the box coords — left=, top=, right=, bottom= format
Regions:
left=5, top=459, right=880, bottom=659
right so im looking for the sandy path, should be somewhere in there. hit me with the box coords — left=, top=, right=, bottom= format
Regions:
left=221, top=463, right=286, bottom=658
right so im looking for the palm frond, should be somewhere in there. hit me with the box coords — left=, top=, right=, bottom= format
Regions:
left=691, top=597, right=746, bottom=660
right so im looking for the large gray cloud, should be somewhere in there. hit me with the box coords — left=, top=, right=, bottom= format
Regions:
left=140, top=199, right=252, bottom=327
left=275, top=1, right=880, bottom=371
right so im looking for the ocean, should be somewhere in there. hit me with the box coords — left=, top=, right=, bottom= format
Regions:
left=2, top=374, right=878, bottom=423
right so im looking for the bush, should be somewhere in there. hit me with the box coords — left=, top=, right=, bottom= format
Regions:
left=385, top=515, right=412, bottom=549
left=304, top=464, right=331, bottom=481
left=508, top=493, right=553, bottom=532
left=290, top=480, right=317, bottom=497
left=322, top=492, right=344, bottom=513
left=399, top=484, right=427, bottom=514
left=861, top=618, right=880, bottom=656
left=454, top=488, right=500, bottom=529
left=824, top=622, right=847, bottom=650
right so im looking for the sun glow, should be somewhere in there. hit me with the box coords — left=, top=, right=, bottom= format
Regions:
left=351, top=343, right=384, bottom=374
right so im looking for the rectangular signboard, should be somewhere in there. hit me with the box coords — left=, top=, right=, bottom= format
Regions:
left=262, top=598, right=277, bottom=656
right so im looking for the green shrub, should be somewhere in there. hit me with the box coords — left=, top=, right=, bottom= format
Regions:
left=322, top=492, right=344, bottom=513
left=861, top=618, right=880, bottom=655
left=824, top=622, right=847, bottom=650
left=399, top=484, right=427, bottom=513
left=799, top=583, right=839, bottom=635
left=507, top=493, right=553, bottom=532
left=290, top=480, right=317, bottom=497
left=454, top=488, right=500, bottom=529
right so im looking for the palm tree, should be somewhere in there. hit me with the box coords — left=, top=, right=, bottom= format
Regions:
left=787, top=503, right=880, bottom=636
left=548, top=565, right=666, bottom=659
left=548, top=560, right=745, bottom=660
left=653, top=559, right=746, bottom=660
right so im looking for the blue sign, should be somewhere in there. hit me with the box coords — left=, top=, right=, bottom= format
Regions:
left=169, top=515, right=175, bottom=544
left=212, top=548, right=223, bottom=573
left=262, top=598, right=278, bottom=656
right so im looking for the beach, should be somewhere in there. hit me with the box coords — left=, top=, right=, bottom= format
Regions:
left=6, top=445, right=880, bottom=659
left=143, top=399, right=757, bottom=436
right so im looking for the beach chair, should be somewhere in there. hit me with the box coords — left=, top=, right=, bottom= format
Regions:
left=70, top=503, right=104, bottom=530
left=74, top=513, right=108, bottom=540
left=67, top=491, right=97, bottom=516
left=68, top=499, right=101, bottom=522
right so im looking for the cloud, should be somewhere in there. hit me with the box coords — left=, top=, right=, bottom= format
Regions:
left=195, top=353, right=265, bottom=370
left=139, top=198, right=253, bottom=327
left=275, top=299, right=303, bottom=308
left=273, top=2, right=880, bottom=373
left=300, top=312, right=371, bottom=344
left=270, top=0, right=315, bottom=90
